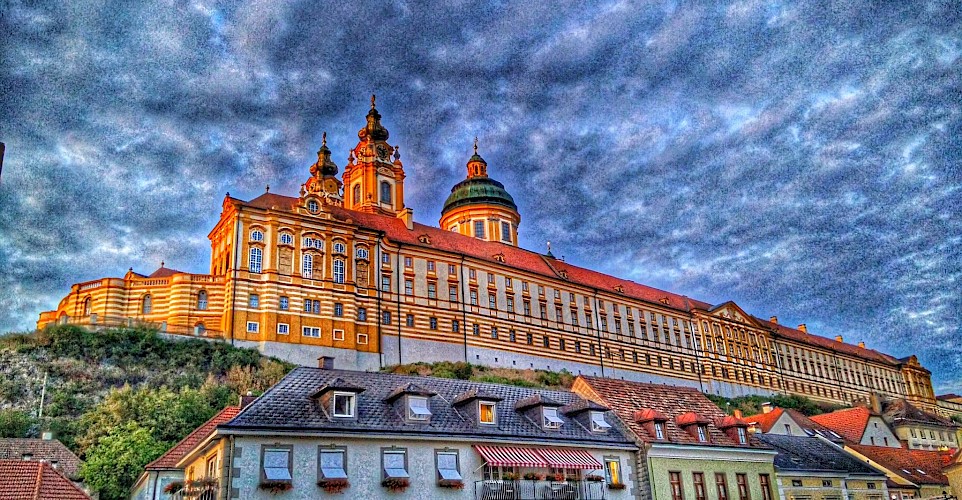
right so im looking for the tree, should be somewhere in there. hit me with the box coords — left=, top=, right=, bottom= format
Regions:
left=0, top=409, right=35, bottom=438
left=81, top=421, right=168, bottom=500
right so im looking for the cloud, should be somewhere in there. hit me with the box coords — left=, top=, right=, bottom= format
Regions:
left=2, top=0, right=961, bottom=391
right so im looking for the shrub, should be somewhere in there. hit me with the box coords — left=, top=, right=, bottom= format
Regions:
left=523, top=472, right=543, bottom=480
left=0, top=409, right=35, bottom=438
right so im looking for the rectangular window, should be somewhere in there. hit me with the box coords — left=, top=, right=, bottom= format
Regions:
left=357, top=308, right=367, bottom=321
left=404, top=279, right=413, bottom=295
left=262, top=447, right=292, bottom=481
left=382, top=449, right=409, bottom=479
left=279, top=296, right=289, bottom=310
left=489, top=295, right=497, bottom=309
left=408, top=396, right=432, bottom=421
left=302, top=326, right=320, bottom=338
left=334, top=303, right=343, bottom=317
left=381, top=275, right=391, bottom=292
left=277, top=323, right=289, bottom=335
left=333, top=392, right=355, bottom=418
left=491, top=326, right=498, bottom=339
left=436, top=451, right=462, bottom=481
left=452, top=320, right=459, bottom=332
left=449, top=285, right=458, bottom=301
left=427, top=282, right=437, bottom=299
left=427, top=261, right=436, bottom=272
left=506, top=297, right=514, bottom=312
left=670, top=471, right=684, bottom=500
left=488, top=273, right=495, bottom=284
left=406, top=314, right=414, bottom=327
left=479, top=402, right=496, bottom=424
left=404, top=256, right=413, bottom=268
left=505, top=277, right=512, bottom=288
left=470, top=290, right=478, bottom=305
left=526, top=333, right=533, bottom=345
left=694, top=473, right=707, bottom=500
left=523, top=301, right=531, bottom=315
left=473, top=324, right=480, bottom=336
left=501, top=221, right=511, bottom=242
left=382, top=252, right=390, bottom=264
left=821, top=480, right=832, bottom=488
left=469, top=268, right=476, bottom=279
left=758, top=474, right=772, bottom=500
left=509, top=330, right=516, bottom=342
left=542, top=407, right=563, bottom=429
left=590, top=411, right=611, bottom=432
left=249, top=294, right=259, bottom=307
left=332, top=329, right=344, bottom=341
left=429, top=317, right=437, bottom=329
left=382, top=311, right=392, bottom=325
left=448, top=264, right=456, bottom=274
left=716, top=473, right=729, bottom=500
left=332, top=259, right=345, bottom=283
left=474, top=220, right=485, bottom=238
left=737, top=474, right=750, bottom=500
left=319, top=449, right=347, bottom=479
left=605, top=458, right=621, bottom=486
left=246, top=321, right=259, bottom=333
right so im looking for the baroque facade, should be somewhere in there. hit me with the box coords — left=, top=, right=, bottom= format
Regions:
left=38, top=97, right=936, bottom=409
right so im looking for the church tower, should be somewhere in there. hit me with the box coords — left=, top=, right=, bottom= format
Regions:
left=342, top=96, right=405, bottom=216
left=300, top=132, right=343, bottom=203
left=439, top=139, right=520, bottom=245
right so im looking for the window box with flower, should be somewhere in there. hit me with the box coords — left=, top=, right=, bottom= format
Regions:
left=382, top=477, right=410, bottom=492
left=317, top=477, right=350, bottom=494
left=438, top=478, right=465, bottom=489
left=258, top=480, right=293, bottom=495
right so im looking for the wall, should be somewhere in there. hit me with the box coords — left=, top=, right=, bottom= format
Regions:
left=646, top=446, right=777, bottom=500
left=859, top=417, right=900, bottom=447
left=228, top=435, right=636, bottom=500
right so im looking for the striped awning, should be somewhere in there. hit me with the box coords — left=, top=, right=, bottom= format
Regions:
left=537, top=448, right=603, bottom=470
left=473, top=445, right=548, bottom=468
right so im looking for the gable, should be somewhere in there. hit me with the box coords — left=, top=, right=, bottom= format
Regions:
left=708, top=302, right=761, bottom=327
left=861, top=416, right=901, bottom=447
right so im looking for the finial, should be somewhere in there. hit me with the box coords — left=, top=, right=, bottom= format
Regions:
left=547, top=241, right=551, bottom=252
left=322, top=131, right=327, bottom=146
left=265, top=184, right=270, bottom=193
left=371, top=94, right=376, bottom=109
left=161, top=260, right=165, bottom=268
left=473, top=136, right=478, bottom=154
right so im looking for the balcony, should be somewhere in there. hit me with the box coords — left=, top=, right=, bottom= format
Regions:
left=474, top=480, right=610, bottom=500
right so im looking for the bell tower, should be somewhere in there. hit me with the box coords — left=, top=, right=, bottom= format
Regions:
left=342, top=95, right=405, bottom=216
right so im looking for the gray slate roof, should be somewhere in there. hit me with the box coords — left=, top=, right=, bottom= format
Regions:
left=224, top=367, right=635, bottom=448
left=756, top=434, right=884, bottom=475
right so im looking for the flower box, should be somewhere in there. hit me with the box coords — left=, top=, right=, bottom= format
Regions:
left=258, top=480, right=293, bottom=495
left=382, top=477, right=410, bottom=492
left=317, top=478, right=350, bottom=494
left=438, top=479, right=465, bottom=489
left=608, top=482, right=627, bottom=490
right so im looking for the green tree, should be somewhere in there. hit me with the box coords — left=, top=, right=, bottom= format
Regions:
left=80, top=421, right=168, bottom=500
left=0, top=409, right=35, bottom=438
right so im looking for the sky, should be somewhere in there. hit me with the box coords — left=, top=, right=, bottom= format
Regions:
left=1, top=1, right=960, bottom=391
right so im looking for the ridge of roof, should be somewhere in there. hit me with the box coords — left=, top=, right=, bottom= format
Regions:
left=0, top=460, right=91, bottom=500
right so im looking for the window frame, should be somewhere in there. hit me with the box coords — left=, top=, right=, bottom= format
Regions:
left=332, top=392, right=356, bottom=418
left=277, top=323, right=289, bottom=335
left=435, top=449, right=462, bottom=482
left=249, top=247, right=263, bottom=273
left=605, top=457, right=622, bottom=486
left=479, top=401, right=497, bottom=425
left=736, top=473, right=751, bottom=500
left=332, top=258, right=345, bottom=284
left=716, top=473, right=729, bottom=500
left=260, top=445, right=293, bottom=483
left=246, top=321, right=259, bottom=333
left=590, top=411, right=612, bottom=432
left=197, top=291, right=208, bottom=311
left=279, top=296, right=289, bottom=311
left=694, top=472, right=707, bottom=500
left=542, top=406, right=563, bottom=430
left=381, top=448, right=409, bottom=480
left=670, top=471, right=685, bottom=500
left=318, top=446, right=348, bottom=480
left=407, top=395, right=432, bottom=422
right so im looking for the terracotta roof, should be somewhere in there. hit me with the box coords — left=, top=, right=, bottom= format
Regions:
left=146, top=406, right=240, bottom=470
left=0, top=439, right=81, bottom=479
left=743, top=408, right=785, bottom=433
left=634, top=408, right=669, bottom=423
left=848, top=444, right=953, bottom=485
left=714, top=415, right=749, bottom=429
left=676, top=412, right=711, bottom=426
left=0, top=460, right=91, bottom=500
left=235, top=194, right=906, bottom=362
left=883, top=399, right=959, bottom=427
left=743, top=407, right=845, bottom=441
left=810, top=407, right=875, bottom=443
left=147, top=266, right=184, bottom=278
left=574, top=376, right=769, bottom=448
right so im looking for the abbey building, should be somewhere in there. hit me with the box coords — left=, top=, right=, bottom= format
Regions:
left=38, top=97, right=937, bottom=411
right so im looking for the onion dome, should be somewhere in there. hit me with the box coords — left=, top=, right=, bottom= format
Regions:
left=441, top=139, right=517, bottom=215
left=311, top=132, right=338, bottom=177
left=357, top=94, right=390, bottom=142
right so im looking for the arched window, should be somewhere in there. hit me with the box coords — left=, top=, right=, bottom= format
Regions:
left=332, top=242, right=346, bottom=254
left=302, top=254, right=313, bottom=279
left=83, top=297, right=91, bottom=316
left=249, top=247, right=263, bottom=273
left=307, top=200, right=319, bottom=213
left=279, top=233, right=293, bottom=245
left=197, top=290, right=208, bottom=310
left=353, top=184, right=361, bottom=205
left=355, top=247, right=369, bottom=259
left=142, top=295, right=152, bottom=314
left=333, top=258, right=345, bottom=284
left=380, top=181, right=392, bottom=204
left=250, top=229, right=264, bottom=242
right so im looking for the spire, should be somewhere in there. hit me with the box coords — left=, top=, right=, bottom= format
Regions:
left=312, top=131, right=338, bottom=177
left=466, top=137, right=488, bottom=178
left=359, top=94, right=389, bottom=141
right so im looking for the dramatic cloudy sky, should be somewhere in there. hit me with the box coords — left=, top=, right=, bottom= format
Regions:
left=2, top=1, right=960, bottom=390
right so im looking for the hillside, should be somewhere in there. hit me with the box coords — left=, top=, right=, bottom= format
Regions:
left=0, top=325, right=294, bottom=500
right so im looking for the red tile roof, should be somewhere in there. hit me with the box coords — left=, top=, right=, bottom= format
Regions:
left=0, top=460, right=91, bottom=500
left=146, top=406, right=240, bottom=470
left=634, top=408, right=669, bottom=423
left=743, top=407, right=849, bottom=441
left=0, top=439, right=81, bottom=479
left=234, top=194, right=908, bottom=364
left=574, top=376, right=769, bottom=449
left=743, top=408, right=785, bottom=433
left=884, top=399, right=959, bottom=427
left=810, top=407, right=874, bottom=443
left=715, top=415, right=749, bottom=429
left=148, top=266, right=185, bottom=278
left=848, top=444, right=953, bottom=485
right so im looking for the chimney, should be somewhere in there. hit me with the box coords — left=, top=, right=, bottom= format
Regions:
left=858, top=341, right=865, bottom=348
left=797, top=324, right=807, bottom=333
left=761, top=402, right=773, bottom=414
left=869, top=393, right=882, bottom=414
left=769, top=316, right=778, bottom=324
left=41, top=432, right=53, bottom=441
left=835, top=335, right=843, bottom=343
left=239, top=391, right=257, bottom=409
left=733, top=409, right=743, bottom=419
left=318, top=356, right=335, bottom=370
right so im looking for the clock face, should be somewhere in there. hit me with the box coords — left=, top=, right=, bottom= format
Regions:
left=376, top=145, right=388, bottom=159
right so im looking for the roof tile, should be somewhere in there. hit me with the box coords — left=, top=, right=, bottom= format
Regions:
left=146, top=406, right=240, bottom=470
left=848, top=444, right=953, bottom=485
left=0, top=439, right=81, bottom=479
left=0, top=460, right=91, bottom=500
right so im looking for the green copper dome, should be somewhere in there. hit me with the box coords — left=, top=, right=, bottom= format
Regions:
left=442, top=177, right=517, bottom=214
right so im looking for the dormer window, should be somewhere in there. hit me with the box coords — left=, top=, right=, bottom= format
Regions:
left=307, top=200, right=319, bottom=213
left=407, top=396, right=431, bottom=421
left=696, top=425, right=708, bottom=442
left=479, top=402, right=497, bottom=425
left=543, top=407, right=563, bottom=430
left=590, top=411, right=612, bottom=432
left=654, top=423, right=665, bottom=439
left=333, top=392, right=356, bottom=418
left=737, top=427, right=747, bottom=444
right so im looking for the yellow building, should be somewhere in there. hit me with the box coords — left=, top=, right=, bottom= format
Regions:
left=38, top=97, right=937, bottom=410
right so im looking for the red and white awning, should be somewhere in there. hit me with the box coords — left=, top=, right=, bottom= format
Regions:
left=473, top=446, right=603, bottom=470
left=537, top=448, right=603, bottom=470
left=473, top=445, right=549, bottom=468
